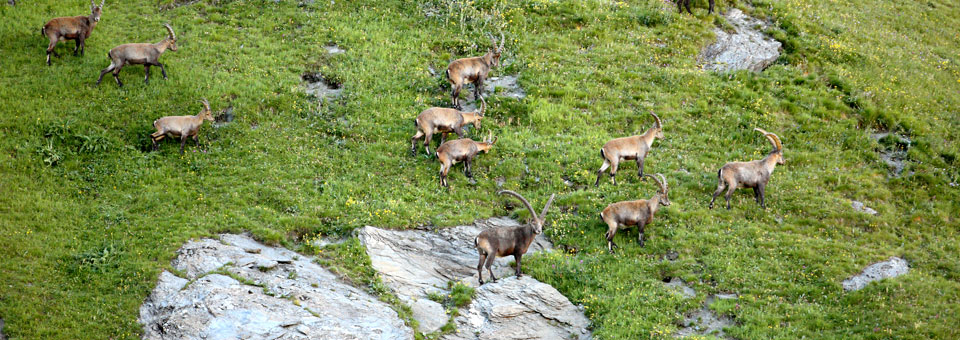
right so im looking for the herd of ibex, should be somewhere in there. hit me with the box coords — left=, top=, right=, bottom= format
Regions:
left=42, top=1, right=781, bottom=285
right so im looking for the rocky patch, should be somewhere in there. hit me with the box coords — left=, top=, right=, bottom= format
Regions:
left=842, top=257, right=909, bottom=292
left=701, top=9, right=781, bottom=72
left=302, top=72, right=343, bottom=104
left=324, top=44, right=344, bottom=55
left=358, top=218, right=591, bottom=336
left=139, top=234, right=412, bottom=340
left=664, top=277, right=696, bottom=299
left=871, top=132, right=911, bottom=177
left=676, top=294, right=737, bottom=339
left=460, top=75, right=525, bottom=112
left=851, top=200, right=878, bottom=215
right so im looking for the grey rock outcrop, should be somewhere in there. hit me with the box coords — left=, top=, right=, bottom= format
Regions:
left=358, top=218, right=590, bottom=337
left=139, top=234, right=412, bottom=340
left=443, top=276, right=591, bottom=340
left=676, top=295, right=737, bottom=339
left=460, top=75, right=526, bottom=112
left=701, top=9, right=781, bottom=72
left=842, top=257, right=909, bottom=292
left=851, top=201, right=878, bottom=215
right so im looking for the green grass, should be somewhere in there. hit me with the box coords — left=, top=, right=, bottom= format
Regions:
left=1, top=0, right=958, bottom=339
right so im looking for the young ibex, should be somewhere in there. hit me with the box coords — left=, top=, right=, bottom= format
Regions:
left=150, top=99, right=213, bottom=155
left=709, top=128, right=785, bottom=210
left=475, top=190, right=556, bottom=284
left=595, top=112, right=664, bottom=187
left=446, top=33, right=503, bottom=110
left=42, top=0, right=104, bottom=66
left=601, top=174, right=670, bottom=253
left=435, top=132, right=496, bottom=187
left=677, top=0, right=715, bottom=14
left=97, top=24, right=177, bottom=87
left=411, top=96, right=485, bottom=156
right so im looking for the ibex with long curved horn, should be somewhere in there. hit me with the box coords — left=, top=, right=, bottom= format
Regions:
left=97, top=24, right=177, bottom=87
left=595, top=112, right=664, bottom=187
left=475, top=190, right=555, bottom=284
left=446, top=32, right=504, bottom=110
left=601, top=174, right=670, bottom=252
left=710, top=128, right=785, bottom=209
left=42, top=0, right=104, bottom=65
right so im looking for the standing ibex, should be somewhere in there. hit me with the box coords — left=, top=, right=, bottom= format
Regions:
left=476, top=190, right=556, bottom=284
left=42, top=0, right=104, bottom=66
left=411, top=96, right=485, bottom=156
left=435, top=132, right=496, bottom=187
left=446, top=33, right=503, bottom=110
left=97, top=24, right=177, bottom=87
left=677, top=0, right=715, bottom=14
left=709, top=128, right=785, bottom=210
left=150, top=99, right=213, bottom=155
left=601, top=174, right=670, bottom=253
left=595, top=112, right=664, bottom=187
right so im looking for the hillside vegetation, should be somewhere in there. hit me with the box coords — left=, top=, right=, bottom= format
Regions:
left=1, top=0, right=958, bottom=339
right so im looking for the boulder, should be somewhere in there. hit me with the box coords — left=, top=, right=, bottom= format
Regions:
left=842, top=257, right=909, bottom=292
left=140, top=234, right=412, bottom=340
left=701, top=9, right=782, bottom=72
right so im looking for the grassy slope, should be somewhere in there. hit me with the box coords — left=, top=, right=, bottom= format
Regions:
left=0, top=0, right=958, bottom=338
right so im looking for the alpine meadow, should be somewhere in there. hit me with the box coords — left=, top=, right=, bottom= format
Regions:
left=0, top=0, right=958, bottom=339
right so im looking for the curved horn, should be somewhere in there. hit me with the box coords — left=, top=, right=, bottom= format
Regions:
left=100, top=0, right=105, bottom=7
left=476, top=95, right=486, bottom=116
left=650, top=111, right=662, bottom=129
left=498, top=32, right=505, bottom=51
left=498, top=190, right=538, bottom=224
left=754, top=128, right=777, bottom=151
left=163, top=23, right=176, bottom=40
left=200, top=98, right=210, bottom=112
left=643, top=174, right=665, bottom=192
left=539, top=194, right=555, bottom=221
left=657, top=173, right=668, bottom=192
left=768, top=132, right=783, bottom=151
left=91, top=0, right=95, bottom=7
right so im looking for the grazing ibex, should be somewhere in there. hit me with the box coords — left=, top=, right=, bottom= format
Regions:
left=709, top=128, right=785, bottom=210
left=97, top=24, right=177, bottom=87
left=150, top=99, right=213, bottom=155
left=411, top=96, right=485, bottom=156
left=435, top=132, right=496, bottom=187
left=476, top=190, right=556, bottom=284
left=677, top=0, right=715, bottom=14
left=446, top=33, right=503, bottom=110
left=42, top=0, right=104, bottom=66
left=602, top=174, right=670, bottom=253
left=595, top=112, right=664, bottom=187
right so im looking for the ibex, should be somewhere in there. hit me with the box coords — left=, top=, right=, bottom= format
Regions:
left=446, top=33, right=503, bottom=110
left=602, top=174, right=670, bottom=253
left=709, top=128, right=784, bottom=210
left=475, top=190, right=556, bottom=284
left=97, top=24, right=177, bottom=87
left=150, top=99, right=213, bottom=155
left=595, top=112, right=664, bottom=187
left=435, top=132, right=496, bottom=187
left=411, top=96, right=485, bottom=156
left=677, top=0, right=715, bottom=14
left=42, top=0, right=104, bottom=66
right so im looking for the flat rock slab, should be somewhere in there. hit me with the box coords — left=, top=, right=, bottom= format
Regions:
left=139, top=234, right=412, bottom=340
left=359, top=218, right=590, bottom=337
left=460, top=75, right=525, bottom=112
left=701, top=9, right=781, bottom=72
left=443, top=276, right=591, bottom=340
left=851, top=201, right=878, bottom=215
left=842, top=257, right=909, bottom=292
left=676, top=295, right=736, bottom=339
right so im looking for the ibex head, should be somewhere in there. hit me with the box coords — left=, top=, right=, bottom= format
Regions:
left=499, top=190, right=555, bottom=234
left=163, top=24, right=178, bottom=51
left=90, top=0, right=104, bottom=22
left=644, top=174, right=670, bottom=206
left=200, top=99, right=213, bottom=121
left=650, top=111, right=663, bottom=139
left=486, top=32, right=505, bottom=67
left=754, top=128, right=784, bottom=165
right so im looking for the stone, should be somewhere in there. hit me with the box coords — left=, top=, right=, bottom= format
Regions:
left=409, top=298, right=448, bottom=334
left=359, top=218, right=591, bottom=338
left=302, top=72, right=343, bottom=104
left=459, top=75, right=525, bottom=112
left=701, top=9, right=782, bottom=72
left=140, top=234, right=412, bottom=340
left=324, top=44, right=345, bottom=55
left=851, top=201, right=878, bottom=215
left=842, top=257, right=909, bottom=292
left=676, top=295, right=735, bottom=339
left=664, top=277, right=696, bottom=299
left=442, top=276, right=591, bottom=340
